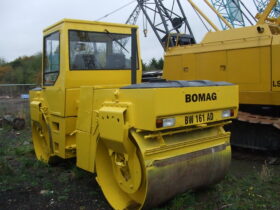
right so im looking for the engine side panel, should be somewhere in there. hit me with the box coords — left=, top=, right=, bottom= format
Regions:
left=164, top=25, right=278, bottom=106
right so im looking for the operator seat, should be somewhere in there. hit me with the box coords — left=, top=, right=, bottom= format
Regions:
left=73, top=54, right=96, bottom=70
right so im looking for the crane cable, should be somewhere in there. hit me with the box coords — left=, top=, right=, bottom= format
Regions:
left=96, top=0, right=137, bottom=21
left=239, top=0, right=257, bottom=23
left=189, top=3, right=210, bottom=31
left=142, top=2, right=148, bottom=37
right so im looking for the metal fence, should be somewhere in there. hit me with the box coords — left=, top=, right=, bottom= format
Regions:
left=0, top=84, right=37, bottom=125
left=0, top=84, right=36, bottom=98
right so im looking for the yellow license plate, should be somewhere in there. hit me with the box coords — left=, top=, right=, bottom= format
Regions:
left=185, top=112, right=214, bottom=125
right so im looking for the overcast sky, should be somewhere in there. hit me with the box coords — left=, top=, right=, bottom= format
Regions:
left=0, top=0, right=257, bottom=63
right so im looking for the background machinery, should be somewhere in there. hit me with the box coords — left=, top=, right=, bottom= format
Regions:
left=30, top=19, right=238, bottom=209
left=254, top=0, right=280, bottom=18
left=210, top=0, right=247, bottom=29
left=132, top=0, right=280, bottom=151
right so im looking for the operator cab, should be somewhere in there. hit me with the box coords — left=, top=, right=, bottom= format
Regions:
left=43, top=19, right=141, bottom=88
left=41, top=19, right=141, bottom=118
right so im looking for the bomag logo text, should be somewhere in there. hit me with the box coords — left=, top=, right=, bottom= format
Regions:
left=185, top=92, right=217, bottom=103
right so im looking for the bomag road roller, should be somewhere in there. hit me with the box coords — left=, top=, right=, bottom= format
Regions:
left=30, top=19, right=238, bottom=209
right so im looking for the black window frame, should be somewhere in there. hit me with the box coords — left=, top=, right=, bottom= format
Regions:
left=43, top=31, right=60, bottom=86
left=68, top=29, right=139, bottom=71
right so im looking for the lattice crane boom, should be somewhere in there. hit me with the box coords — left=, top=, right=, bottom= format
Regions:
left=253, top=0, right=280, bottom=18
left=128, top=0, right=196, bottom=49
left=210, top=0, right=245, bottom=29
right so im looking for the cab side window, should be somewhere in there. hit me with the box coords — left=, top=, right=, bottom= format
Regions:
left=43, top=31, right=60, bottom=85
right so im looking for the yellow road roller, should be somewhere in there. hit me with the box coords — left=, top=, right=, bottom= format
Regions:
left=30, top=19, right=238, bottom=209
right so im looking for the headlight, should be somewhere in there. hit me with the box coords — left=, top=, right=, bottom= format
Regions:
left=222, top=109, right=234, bottom=118
left=156, top=118, right=176, bottom=128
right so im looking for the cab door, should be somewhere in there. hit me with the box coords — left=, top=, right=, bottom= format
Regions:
left=43, top=31, right=65, bottom=117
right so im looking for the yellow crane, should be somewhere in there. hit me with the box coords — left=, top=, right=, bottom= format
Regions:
left=30, top=19, right=238, bottom=209
left=161, top=0, right=280, bottom=151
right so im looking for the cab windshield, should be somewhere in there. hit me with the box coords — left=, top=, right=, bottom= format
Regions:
left=69, top=30, right=135, bottom=70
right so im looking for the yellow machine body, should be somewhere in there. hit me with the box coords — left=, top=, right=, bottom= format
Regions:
left=164, top=0, right=280, bottom=107
left=164, top=23, right=280, bottom=106
left=30, top=19, right=238, bottom=209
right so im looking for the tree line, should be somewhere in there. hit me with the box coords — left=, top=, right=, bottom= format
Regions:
left=0, top=54, right=42, bottom=84
left=142, top=57, right=163, bottom=71
left=0, top=54, right=163, bottom=84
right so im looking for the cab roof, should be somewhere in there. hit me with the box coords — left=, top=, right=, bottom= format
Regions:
left=43, top=18, right=138, bottom=33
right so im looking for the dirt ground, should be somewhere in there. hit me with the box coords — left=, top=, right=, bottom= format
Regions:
left=0, top=127, right=280, bottom=210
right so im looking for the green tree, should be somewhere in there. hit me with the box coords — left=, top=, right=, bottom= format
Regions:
left=143, top=57, right=164, bottom=70
left=0, top=53, right=42, bottom=84
left=149, top=58, right=158, bottom=70
left=156, top=58, right=164, bottom=69
left=141, top=60, right=148, bottom=71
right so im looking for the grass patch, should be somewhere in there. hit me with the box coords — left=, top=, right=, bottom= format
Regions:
left=0, top=127, right=280, bottom=210
left=0, top=160, right=14, bottom=176
left=158, top=167, right=280, bottom=210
